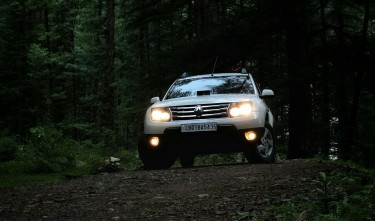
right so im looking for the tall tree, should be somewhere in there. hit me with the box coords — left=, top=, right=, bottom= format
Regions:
left=285, top=0, right=314, bottom=158
left=0, top=0, right=32, bottom=135
left=318, top=0, right=331, bottom=158
left=99, top=0, right=115, bottom=130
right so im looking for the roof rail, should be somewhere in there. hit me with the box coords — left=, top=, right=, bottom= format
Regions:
left=241, top=68, right=250, bottom=79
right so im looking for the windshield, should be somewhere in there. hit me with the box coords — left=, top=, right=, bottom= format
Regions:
left=164, top=75, right=255, bottom=100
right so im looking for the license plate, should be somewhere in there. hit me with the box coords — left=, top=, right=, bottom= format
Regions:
left=181, top=123, right=217, bottom=133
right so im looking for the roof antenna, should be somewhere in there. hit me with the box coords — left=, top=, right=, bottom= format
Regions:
left=211, top=56, right=218, bottom=76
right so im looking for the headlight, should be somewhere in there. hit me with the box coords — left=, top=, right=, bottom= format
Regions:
left=151, top=108, right=171, bottom=122
left=228, top=102, right=253, bottom=118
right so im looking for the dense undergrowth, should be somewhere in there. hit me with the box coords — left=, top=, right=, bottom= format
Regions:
left=270, top=161, right=375, bottom=221
left=0, top=126, right=139, bottom=187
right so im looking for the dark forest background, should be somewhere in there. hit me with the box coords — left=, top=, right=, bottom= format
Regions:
left=1, top=0, right=375, bottom=168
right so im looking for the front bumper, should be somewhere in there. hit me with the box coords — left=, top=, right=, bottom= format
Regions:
left=141, top=126, right=265, bottom=155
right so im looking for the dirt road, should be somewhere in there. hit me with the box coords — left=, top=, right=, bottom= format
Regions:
left=0, top=159, right=335, bottom=220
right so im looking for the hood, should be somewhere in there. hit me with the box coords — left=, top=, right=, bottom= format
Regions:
left=152, top=94, right=258, bottom=108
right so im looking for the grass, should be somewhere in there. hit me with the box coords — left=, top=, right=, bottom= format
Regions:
left=0, top=148, right=141, bottom=188
left=0, top=173, right=63, bottom=188
left=0, top=160, right=96, bottom=188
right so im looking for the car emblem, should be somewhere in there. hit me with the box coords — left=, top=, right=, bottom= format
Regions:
left=194, top=105, right=203, bottom=117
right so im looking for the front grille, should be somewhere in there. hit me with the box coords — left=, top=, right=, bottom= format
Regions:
left=170, top=103, right=230, bottom=121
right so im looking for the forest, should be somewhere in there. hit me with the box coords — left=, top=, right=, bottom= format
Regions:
left=0, top=0, right=375, bottom=173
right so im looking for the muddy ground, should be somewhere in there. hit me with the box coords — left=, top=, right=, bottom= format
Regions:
left=0, top=159, right=336, bottom=220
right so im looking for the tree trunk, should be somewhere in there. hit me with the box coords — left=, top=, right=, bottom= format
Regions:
left=187, top=1, right=194, bottom=40
left=195, top=0, right=205, bottom=39
left=335, top=0, right=351, bottom=159
left=44, top=5, right=52, bottom=123
left=18, top=0, right=28, bottom=135
left=344, top=0, right=370, bottom=158
left=285, top=0, right=314, bottom=159
left=319, top=0, right=330, bottom=158
left=101, top=0, right=115, bottom=130
left=90, top=0, right=103, bottom=124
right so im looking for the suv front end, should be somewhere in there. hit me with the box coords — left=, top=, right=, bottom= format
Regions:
left=138, top=72, right=276, bottom=169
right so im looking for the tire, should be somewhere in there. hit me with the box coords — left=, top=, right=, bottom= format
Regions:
left=180, top=155, right=195, bottom=168
left=244, top=123, right=276, bottom=163
left=138, top=137, right=176, bottom=169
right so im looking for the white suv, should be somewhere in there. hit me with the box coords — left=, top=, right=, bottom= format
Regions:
left=138, top=70, right=276, bottom=169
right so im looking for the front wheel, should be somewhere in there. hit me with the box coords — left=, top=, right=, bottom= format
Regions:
left=244, top=123, right=276, bottom=163
left=180, top=155, right=195, bottom=168
left=138, top=137, right=177, bottom=169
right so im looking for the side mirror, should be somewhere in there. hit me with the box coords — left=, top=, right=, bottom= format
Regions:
left=261, top=89, right=274, bottom=98
left=150, top=97, right=160, bottom=104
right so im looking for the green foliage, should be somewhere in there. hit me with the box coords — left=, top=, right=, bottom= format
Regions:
left=28, top=43, right=49, bottom=74
left=274, top=202, right=303, bottom=221
left=313, top=172, right=333, bottom=213
left=0, top=137, right=19, bottom=162
left=0, top=126, right=88, bottom=174
left=117, top=149, right=140, bottom=170
left=59, top=122, right=118, bottom=149
left=355, top=91, right=375, bottom=167
left=0, top=124, right=141, bottom=187
left=26, top=126, right=77, bottom=164
left=272, top=163, right=375, bottom=220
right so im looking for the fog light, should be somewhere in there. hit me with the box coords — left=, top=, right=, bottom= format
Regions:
left=245, top=131, right=256, bottom=141
left=149, top=137, right=160, bottom=148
